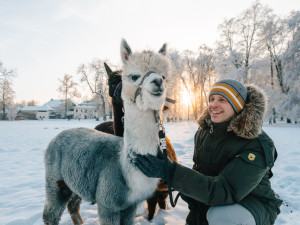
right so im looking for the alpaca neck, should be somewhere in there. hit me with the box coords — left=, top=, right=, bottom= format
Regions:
left=122, top=104, right=160, bottom=157
left=112, top=99, right=124, bottom=137
left=120, top=103, right=161, bottom=203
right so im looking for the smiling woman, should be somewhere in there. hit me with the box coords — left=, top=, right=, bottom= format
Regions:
left=208, top=94, right=236, bottom=123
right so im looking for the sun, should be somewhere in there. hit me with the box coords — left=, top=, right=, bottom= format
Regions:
left=182, top=89, right=190, bottom=105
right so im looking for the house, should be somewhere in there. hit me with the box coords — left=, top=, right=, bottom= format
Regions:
left=73, top=101, right=99, bottom=119
left=16, top=105, right=54, bottom=120
left=42, top=99, right=77, bottom=119
left=15, top=99, right=77, bottom=120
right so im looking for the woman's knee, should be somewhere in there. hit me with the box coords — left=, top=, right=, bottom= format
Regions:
left=207, top=206, right=225, bottom=224
left=207, top=204, right=256, bottom=225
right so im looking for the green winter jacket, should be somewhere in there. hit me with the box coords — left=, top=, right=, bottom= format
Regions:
left=171, top=85, right=282, bottom=225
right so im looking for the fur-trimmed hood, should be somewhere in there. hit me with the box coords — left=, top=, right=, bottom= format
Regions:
left=197, top=84, right=267, bottom=139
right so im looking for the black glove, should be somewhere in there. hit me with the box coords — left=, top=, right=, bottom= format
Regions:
left=134, top=150, right=176, bottom=181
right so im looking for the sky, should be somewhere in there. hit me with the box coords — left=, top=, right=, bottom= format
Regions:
left=0, top=0, right=299, bottom=105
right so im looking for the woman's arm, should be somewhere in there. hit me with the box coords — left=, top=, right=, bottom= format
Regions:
left=172, top=149, right=268, bottom=205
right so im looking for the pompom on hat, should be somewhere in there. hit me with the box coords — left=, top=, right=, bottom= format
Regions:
left=209, top=79, right=248, bottom=114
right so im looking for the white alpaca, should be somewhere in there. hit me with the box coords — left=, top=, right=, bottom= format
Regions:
left=42, top=39, right=169, bottom=225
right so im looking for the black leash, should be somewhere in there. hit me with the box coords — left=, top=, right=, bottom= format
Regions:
left=155, top=111, right=180, bottom=207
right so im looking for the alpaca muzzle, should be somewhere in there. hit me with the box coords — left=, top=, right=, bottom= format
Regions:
left=131, top=71, right=160, bottom=103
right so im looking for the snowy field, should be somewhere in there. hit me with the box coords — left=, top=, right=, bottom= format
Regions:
left=0, top=119, right=299, bottom=225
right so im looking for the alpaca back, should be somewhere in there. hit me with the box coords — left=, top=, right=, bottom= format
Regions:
left=94, top=121, right=114, bottom=134
left=45, top=127, right=123, bottom=204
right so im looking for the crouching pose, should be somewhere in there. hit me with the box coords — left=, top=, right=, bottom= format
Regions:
left=134, top=79, right=282, bottom=225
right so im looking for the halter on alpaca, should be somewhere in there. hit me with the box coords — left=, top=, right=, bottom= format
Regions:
left=113, top=82, right=122, bottom=98
left=131, top=71, right=158, bottom=103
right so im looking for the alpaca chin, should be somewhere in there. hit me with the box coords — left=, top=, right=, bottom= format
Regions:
left=135, top=91, right=166, bottom=111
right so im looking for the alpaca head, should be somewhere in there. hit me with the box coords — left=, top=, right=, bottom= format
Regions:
left=104, top=62, right=123, bottom=105
left=120, top=39, right=169, bottom=111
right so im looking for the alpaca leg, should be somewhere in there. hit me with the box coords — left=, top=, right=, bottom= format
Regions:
left=120, top=204, right=137, bottom=225
left=67, top=193, right=84, bottom=225
left=43, top=180, right=72, bottom=225
left=146, top=194, right=158, bottom=220
left=98, top=206, right=120, bottom=225
left=158, top=192, right=168, bottom=209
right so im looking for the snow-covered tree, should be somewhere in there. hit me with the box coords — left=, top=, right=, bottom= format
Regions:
left=260, top=12, right=290, bottom=93
left=166, top=49, right=184, bottom=121
left=180, top=46, right=217, bottom=119
left=215, top=1, right=272, bottom=84
left=57, top=74, right=80, bottom=119
left=0, top=62, right=16, bottom=120
left=77, top=59, right=111, bottom=120
left=279, top=11, right=300, bottom=122
left=196, top=45, right=217, bottom=108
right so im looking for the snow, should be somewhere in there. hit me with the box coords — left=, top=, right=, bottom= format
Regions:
left=0, top=119, right=299, bottom=225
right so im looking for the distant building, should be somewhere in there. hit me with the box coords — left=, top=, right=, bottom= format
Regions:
left=73, top=101, right=99, bottom=119
left=16, top=105, right=54, bottom=120
left=42, top=99, right=76, bottom=119
left=15, top=99, right=77, bottom=120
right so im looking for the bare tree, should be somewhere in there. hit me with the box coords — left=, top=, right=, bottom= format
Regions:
left=77, top=59, right=110, bottom=120
left=0, top=62, right=16, bottom=120
left=181, top=50, right=200, bottom=119
left=261, top=13, right=290, bottom=93
left=179, top=47, right=217, bottom=119
left=167, top=49, right=184, bottom=121
left=196, top=45, right=217, bottom=110
left=215, top=1, right=272, bottom=83
left=27, top=100, right=39, bottom=106
left=167, top=47, right=217, bottom=120
left=279, top=11, right=300, bottom=122
left=57, top=74, right=80, bottom=119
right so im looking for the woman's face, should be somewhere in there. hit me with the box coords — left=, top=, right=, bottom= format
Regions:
left=208, top=94, right=235, bottom=123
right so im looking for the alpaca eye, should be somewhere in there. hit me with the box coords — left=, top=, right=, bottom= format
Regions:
left=129, top=75, right=140, bottom=81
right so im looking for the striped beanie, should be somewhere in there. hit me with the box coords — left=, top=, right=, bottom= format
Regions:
left=209, top=79, right=247, bottom=114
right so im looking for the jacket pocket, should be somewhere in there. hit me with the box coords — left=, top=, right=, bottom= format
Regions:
left=236, top=151, right=267, bottom=169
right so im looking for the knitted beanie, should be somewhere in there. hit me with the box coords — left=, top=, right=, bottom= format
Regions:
left=209, top=79, right=247, bottom=114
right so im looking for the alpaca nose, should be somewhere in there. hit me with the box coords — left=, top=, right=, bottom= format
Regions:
left=151, top=78, right=163, bottom=87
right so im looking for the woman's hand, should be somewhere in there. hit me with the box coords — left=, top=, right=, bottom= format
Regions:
left=134, top=150, right=176, bottom=181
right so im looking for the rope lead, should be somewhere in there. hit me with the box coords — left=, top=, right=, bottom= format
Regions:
left=156, top=111, right=180, bottom=208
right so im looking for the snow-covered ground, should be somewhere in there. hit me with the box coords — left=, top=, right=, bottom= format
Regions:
left=0, top=119, right=299, bottom=225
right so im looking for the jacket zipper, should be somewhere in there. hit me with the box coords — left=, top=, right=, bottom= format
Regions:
left=210, top=125, right=213, bottom=133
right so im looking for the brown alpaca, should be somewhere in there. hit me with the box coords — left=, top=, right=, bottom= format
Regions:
left=95, top=62, right=177, bottom=220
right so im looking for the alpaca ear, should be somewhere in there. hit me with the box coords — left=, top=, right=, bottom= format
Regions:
left=121, top=39, right=132, bottom=63
left=158, top=43, right=167, bottom=56
left=104, top=62, right=112, bottom=76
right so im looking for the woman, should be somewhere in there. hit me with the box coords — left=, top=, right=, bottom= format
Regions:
left=134, top=79, right=282, bottom=225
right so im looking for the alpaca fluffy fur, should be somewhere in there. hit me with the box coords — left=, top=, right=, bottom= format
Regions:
left=95, top=63, right=177, bottom=220
left=43, top=39, right=170, bottom=225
